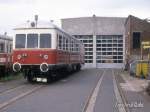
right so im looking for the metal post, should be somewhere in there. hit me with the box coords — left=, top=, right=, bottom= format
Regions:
left=35, top=15, right=38, bottom=28
left=141, top=44, right=143, bottom=60
left=146, top=46, right=150, bottom=78
left=92, top=15, right=97, bottom=68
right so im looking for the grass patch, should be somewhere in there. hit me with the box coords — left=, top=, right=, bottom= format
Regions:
left=0, top=73, right=23, bottom=82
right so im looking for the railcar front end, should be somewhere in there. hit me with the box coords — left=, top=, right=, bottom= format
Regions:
left=13, top=29, right=58, bottom=82
left=13, top=19, right=84, bottom=83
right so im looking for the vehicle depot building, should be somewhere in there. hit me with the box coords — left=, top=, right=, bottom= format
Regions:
left=125, top=15, right=150, bottom=64
left=61, top=15, right=126, bottom=68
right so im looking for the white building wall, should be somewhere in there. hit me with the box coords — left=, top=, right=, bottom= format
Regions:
left=61, top=16, right=126, bottom=68
left=93, top=35, right=97, bottom=68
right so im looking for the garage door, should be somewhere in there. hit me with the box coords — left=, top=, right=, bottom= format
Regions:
left=96, top=35, right=124, bottom=68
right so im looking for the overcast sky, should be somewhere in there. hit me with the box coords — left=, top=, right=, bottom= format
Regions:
left=0, top=0, right=149, bottom=36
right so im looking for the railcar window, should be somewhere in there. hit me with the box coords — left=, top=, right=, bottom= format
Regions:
left=73, top=41, right=76, bottom=52
left=15, top=34, right=26, bottom=48
left=9, top=44, right=12, bottom=53
left=0, top=43, right=4, bottom=53
left=40, top=34, right=51, bottom=48
left=7, top=44, right=9, bottom=53
left=27, top=34, right=38, bottom=48
left=58, top=35, right=62, bottom=49
left=63, top=37, right=66, bottom=50
left=66, top=39, right=68, bottom=51
left=75, top=43, right=77, bottom=51
left=71, top=40, right=74, bottom=51
left=68, top=38, right=71, bottom=51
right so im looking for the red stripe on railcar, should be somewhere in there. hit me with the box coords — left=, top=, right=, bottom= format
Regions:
left=13, top=49, right=82, bottom=65
left=13, top=49, right=57, bottom=65
left=0, top=53, right=12, bottom=64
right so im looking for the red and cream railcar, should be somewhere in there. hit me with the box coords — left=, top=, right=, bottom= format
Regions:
left=13, top=20, right=84, bottom=82
left=0, top=35, right=12, bottom=77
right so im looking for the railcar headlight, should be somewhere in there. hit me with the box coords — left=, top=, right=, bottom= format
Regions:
left=17, top=54, right=22, bottom=60
left=43, top=55, right=48, bottom=60
left=40, top=63, right=49, bottom=72
left=39, top=54, right=43, bottom=57
left=22, top=53, right=27, bottom=57
left=13, top=62, right=21, bottom=72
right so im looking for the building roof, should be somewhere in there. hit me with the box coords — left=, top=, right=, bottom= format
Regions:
left=61, top=16, right=126, bottom=35
left=125, top=15, right=150, bottom=27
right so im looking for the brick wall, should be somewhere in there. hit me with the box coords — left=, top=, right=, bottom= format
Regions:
left=125, top=15, right=150, bottom=62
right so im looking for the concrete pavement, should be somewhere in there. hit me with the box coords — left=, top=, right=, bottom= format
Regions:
left=0, top=69, right=150, bottom=112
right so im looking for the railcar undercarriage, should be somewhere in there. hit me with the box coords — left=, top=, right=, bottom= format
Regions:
left=14, top=64, right=81, bottom=83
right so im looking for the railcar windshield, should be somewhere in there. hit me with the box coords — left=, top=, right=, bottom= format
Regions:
left=15, top=34, right=26, bottom=48
left=27, top=34, right=38, bottom=48
left=40, top=34, right=51, bottom=48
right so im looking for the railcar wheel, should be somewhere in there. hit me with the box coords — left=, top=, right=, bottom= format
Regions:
left=27, top=75, right=34, bottom=83
left=47, top=76, right=52, bottom=83
left=0, top=66, right=6, bottom=78
left=66, top=65, right=72, bottom=74
left=77, top=64, right=81, bottom=71
left=72, top=65, right=76, bottom=72
left=47, top=71, right=56, bottom=83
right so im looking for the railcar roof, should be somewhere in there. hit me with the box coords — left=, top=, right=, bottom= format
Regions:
left=0, top=34, right=12, bottom=41
left=14, top=21, right=58, bottom=30
left=14, top=21, right=82, bottom=44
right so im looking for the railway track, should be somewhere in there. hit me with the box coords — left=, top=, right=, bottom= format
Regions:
left=0, top=82, right=45, bottom=111
left=0, top=78, right=25, bottom=94
left=113, top=69, right=130, bottom=112
left=0, top=85, right=26, bottom=96
left=0, top=69, right=130, bottom=112
left=82, top=69, right=128, bottom=112
left=82, top=70, right=105, bottom=112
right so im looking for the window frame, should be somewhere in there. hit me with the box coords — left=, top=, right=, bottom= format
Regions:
left=132, top=32, right=141, bottom=49
left=0, top=43, right=5, bottom=53
left=40, top=33, right=51, bottom=48
left=27, top=33, right=38, bottom=48
left=58, top=35, right=63, bottom=50
left=15, top=34, right=26, bottom=49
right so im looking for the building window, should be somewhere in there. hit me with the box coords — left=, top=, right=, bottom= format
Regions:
left=102, top=48, right=106, bottom=51
left=85, top=60, right=93, bottom=63
left=118, top=44, right=123, bottom=47
left=133, top=32, right=141, bottom=49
